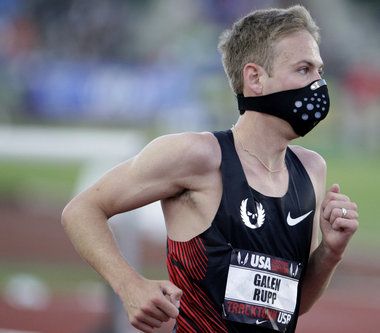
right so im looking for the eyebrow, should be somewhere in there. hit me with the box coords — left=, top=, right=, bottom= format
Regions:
left=293, top=60, right=324, bottom=69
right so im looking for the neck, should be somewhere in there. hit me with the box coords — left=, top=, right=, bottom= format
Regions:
left=232, top=113, right=290, bottom=172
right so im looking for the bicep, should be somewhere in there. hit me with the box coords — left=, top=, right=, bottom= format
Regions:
left=78, top=138, right=189, bottom=218
left=73, top=132, right=218, bottom=219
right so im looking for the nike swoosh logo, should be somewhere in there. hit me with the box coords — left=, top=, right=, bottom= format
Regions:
left=287, top=210, right=313, bottom=226
left=256, top=319, right=267, bottom=325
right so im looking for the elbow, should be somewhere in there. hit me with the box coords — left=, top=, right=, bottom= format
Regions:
left=61, top=194, right=88, bottom=231
left=61, top=194, right=109, bottom=231
left=298, top=304, right=311, bottom=316
left=61, top=198, right=77, bottom=230
left=299, top=294, right=321, bottom=316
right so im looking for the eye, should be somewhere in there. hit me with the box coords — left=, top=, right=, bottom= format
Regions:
left=318, top=68, right=325, bottom=76
left=298, top=67, right=309, bottom=75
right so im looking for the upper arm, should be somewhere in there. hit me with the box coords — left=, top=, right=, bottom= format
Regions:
left=70, top=131, right=221, bottom=218
left=290, top=145, right=327, bottom=253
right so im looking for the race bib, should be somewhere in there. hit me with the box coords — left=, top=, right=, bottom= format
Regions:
left=222, top=249, right=302, bottom=332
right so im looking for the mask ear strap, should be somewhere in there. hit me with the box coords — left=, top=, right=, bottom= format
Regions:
left=237, top=94, right=247, bottom=115
left=237, top=93, right=268, bottom=114
left=237, top=92, right=284, bottom=118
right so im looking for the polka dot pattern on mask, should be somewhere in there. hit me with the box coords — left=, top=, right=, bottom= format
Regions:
left=293, top=92, right=328, bottom=121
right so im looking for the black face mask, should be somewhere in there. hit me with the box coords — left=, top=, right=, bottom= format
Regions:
left=236, top=79, right=330, bottom=136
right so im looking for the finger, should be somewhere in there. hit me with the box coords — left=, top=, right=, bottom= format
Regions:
left=130, top=319, right=154, bottom=333
left=321, top=190, right=350, bottom=213
left=138, top=314, right=163, bottom=328
left=329, top=207, right=349, bottom=222
left=333, top=208, right=359, bottom=221
left=161, top=282, right=182, bottom=309
left=143, top=305, right=171, bottom=322
left=322, top=191, right=350, bottom=209
left=331, top=217, right=359, bottom=233
left=155, top=298, right=179, bottom=319
left=169, top=292, right=181, bottom=309
left=329, top=183, right=340, bottom=194
left=149, top=292, right=179, bottom=319
left=323, top=200, right=355, bottom=221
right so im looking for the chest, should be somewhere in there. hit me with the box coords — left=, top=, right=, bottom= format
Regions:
left=214, top=149, right=316, bottom=262
left=239, top=157, right=289, bottom=198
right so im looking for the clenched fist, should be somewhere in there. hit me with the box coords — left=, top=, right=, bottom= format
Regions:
left=121, top=276, right=182, bottom=333
left=320, top=183, right=359, bottom=259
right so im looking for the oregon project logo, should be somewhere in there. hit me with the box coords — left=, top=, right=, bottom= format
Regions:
left=240, top=198, right=265, bottom=229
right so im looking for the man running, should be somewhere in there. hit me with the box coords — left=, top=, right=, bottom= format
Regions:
left=62, top=5, right=358, bottom=333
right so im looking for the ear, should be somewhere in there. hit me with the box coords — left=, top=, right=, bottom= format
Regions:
left=243, top=63, right=266, bottom=95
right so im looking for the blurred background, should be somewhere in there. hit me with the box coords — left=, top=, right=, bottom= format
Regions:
left=0, top=0, right=379, bottom=332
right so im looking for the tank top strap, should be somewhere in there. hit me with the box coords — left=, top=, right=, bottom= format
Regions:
left=213, top=129, right=243, bottom=176
left=285, top=147, right=316, bottom=210
left=213, top=129, right=253, bottom=207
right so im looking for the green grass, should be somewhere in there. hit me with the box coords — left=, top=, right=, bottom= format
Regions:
left=0, top=160, right=81, bottom=203
left=325, top=154, right=380, bottom=249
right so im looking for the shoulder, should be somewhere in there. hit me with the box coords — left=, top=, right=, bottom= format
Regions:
left=288, top=145, right=326, bottom=180
left=142, top=131, right=221, bottom=175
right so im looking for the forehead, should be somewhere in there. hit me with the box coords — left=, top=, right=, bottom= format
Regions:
left=272, top=30, right=323, bottom=68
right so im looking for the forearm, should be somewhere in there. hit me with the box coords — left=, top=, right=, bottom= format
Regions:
left=299, top=242, right=342, bottom=314
left=61, top=199, right=141, bottom=294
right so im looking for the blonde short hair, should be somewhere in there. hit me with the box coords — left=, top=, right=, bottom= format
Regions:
left=218, top=5, right=320, bottom=94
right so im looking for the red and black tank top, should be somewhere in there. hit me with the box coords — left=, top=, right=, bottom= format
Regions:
left=167, top=130, right=315, bottom=332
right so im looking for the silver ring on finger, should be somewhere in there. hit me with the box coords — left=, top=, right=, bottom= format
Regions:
left=341, top=207, right=347, bottom=218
